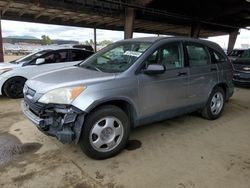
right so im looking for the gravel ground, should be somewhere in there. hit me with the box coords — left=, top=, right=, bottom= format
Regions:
left=0, top=87, right=249, bottom=188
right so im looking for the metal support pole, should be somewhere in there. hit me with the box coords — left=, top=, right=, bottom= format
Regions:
left=0, top=15, right=4, bottom=62
left=227, top=29, right=239, bottom=54
left=124, top=7, right=135, bottom=39
left=94, top=28, right=97, bottom=52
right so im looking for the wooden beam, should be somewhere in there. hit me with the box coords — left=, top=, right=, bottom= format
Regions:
left=2, top=1, right=12, bottom=15
left=62, top=12, right=87, bottom=22
left=35, top=10, right=46, bottom=19
left=204, top=4, right=250, bottom=21
left=19, top=3, right=34, bottom=17
left=134, top=0, right=154, bottom=6
left=48, top=11, right=63, bottom=21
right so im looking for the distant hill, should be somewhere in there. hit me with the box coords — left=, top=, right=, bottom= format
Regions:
left=3, top=35, right=79, bottom=45
left=5, top=35, right=39, bottom=40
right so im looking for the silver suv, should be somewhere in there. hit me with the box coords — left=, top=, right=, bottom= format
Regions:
left=21, top=37, right=234, bottom=159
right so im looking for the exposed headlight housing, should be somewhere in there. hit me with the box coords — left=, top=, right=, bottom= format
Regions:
left=38, top=85, right=86, bottom=104
left=0, top=68, right=12, bottom=75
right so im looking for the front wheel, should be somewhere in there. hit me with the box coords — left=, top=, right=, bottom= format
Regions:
left=3, top=77, right=26, bottom=99
left=201, top=87, right=225, bottom=120
left=79, top=105, right=130, bottom=159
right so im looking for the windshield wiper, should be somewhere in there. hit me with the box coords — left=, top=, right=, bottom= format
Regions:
left=81, top=65, right=103, bottom=72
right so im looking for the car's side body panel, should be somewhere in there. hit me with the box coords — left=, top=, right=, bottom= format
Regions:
left=21, top=37, right=234, bottom=144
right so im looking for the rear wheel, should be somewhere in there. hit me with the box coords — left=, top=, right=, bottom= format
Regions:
left=3, top=77, right=26, bottom=99
left=79, top=105, right=130, bottom=160
left=201, top=87, right=225, bottom=120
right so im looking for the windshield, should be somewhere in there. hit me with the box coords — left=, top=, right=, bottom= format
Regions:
left=10, top=50, right=50, bottom=64
left=79, top=41, right=152, bottom=73
left=228, top=50, right=245, bottom=57
left=241, top=49, right=250, bottom=58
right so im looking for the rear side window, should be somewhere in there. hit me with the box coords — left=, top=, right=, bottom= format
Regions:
left=185, top=44, right=209, bottom=66
left=209, top=48, right=227, bottom=63
left=71, top=50, right=91, bottom=61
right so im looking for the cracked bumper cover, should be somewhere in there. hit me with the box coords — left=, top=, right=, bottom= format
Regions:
left=21, top=100, right=85, bottom=144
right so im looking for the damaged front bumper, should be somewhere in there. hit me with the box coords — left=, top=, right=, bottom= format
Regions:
left=21, top=98, right=85, bottom=144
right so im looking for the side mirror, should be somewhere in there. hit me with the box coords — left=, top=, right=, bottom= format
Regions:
left=35, top=58, right=45, bottom=65
left=143, top=64, right=166, bottom=75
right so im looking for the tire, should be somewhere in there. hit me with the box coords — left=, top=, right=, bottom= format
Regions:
left=3, top=77, right=26, bottom=99
left=79, top=105, right=130, bottom=160
left=201, top=87, right=225, bottom=120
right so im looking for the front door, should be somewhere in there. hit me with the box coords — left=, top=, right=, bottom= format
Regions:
left=138, top=42, right=189, bottom=119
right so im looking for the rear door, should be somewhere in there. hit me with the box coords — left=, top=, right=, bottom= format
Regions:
left=209, top=48, right=233, bottom=93
left=138, top=42, right=189, bottom=118
left=184, top=42, right=218, bottom=105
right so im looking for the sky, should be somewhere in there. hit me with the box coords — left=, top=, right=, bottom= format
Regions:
left=1, top=20, right=250, bottom=49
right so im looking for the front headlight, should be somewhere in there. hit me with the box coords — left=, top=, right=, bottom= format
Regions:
left=0, top=68, right=12, bottom=75
left=38, top=85, right=86, bottom=104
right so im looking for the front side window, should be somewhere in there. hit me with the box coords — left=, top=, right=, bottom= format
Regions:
left=161, top=43, right=183, bottom=69
left=144, top=43, right=183, bottom=70
left=10, top=50, right=50, bottom=64
left=79, top=42, right=152, bottom=73
left=185, top=44, right=209, bottom=66
left=43, top=50, right=68, bottom=64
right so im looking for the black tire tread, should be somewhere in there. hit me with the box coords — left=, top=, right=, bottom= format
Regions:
left=79, top=105, right=130, bottom=160
left=201, top=87, right=225, bottom=120
left=3, top=77, right=26, bottom=99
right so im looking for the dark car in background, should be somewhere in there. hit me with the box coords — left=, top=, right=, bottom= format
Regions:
left=232, top=49, right=250, bottom=86
left=228, top=49, right=246, bottom=61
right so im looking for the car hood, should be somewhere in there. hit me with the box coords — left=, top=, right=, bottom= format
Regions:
left=0, top=62, right=23, bottom=69
left=26, top=66, right=116, bottom=94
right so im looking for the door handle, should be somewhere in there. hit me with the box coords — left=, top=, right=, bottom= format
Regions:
left=177, top=72, right=187, bottom=76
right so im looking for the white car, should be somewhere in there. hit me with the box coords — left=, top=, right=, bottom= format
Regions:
left=0, top=48, right=94, bottom=98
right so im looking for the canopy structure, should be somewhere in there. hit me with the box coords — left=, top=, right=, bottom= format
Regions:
left=0, top=0, right=250, bottom=61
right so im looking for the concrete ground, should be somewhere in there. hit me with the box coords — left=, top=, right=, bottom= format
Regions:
left=0, top=87, right=250, bottom=188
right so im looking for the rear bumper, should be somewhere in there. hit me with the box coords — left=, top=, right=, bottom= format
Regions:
left=21, top=99, right=85, bottom=144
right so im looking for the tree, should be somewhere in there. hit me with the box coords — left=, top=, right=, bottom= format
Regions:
left=41, top=35, right=52, bottom=45
left=85, top=40, right=90, bottom=45
left=89, top=39, right=94, bottom=47
left=98, top=40, right=113, bottom=46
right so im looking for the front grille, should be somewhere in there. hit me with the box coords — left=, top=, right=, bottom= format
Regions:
left=24, top=96, right=45, bottom=116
